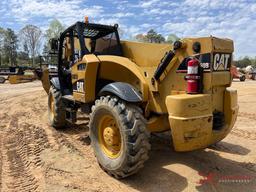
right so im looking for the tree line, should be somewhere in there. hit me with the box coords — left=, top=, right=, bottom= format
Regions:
left=233, top=56, right=256, bottom=68
left=0, top=20, right=255, bottom=69
left=134, top=29, right=179, bottom=44
left=0, top=19, right=64, bottom=67
left=135, top=30, right=256, bottom=69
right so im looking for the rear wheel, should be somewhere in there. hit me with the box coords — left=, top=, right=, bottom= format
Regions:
left=0, top=77, right=6, bottom=84
left=239, top=75, right=246, bottom=81
left=48, top=86, right=66, bottom=128
left=252, top=74, right=256, bottom=80
left=89, top=96, right=150, bottom=179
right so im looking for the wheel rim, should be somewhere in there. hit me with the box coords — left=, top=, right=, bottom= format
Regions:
left=98, top=115, right=122, bottom=159
left=49, top=94, right=55, bottom=120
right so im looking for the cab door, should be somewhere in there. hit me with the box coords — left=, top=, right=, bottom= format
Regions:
left=71, top=36, right=99, bottom=103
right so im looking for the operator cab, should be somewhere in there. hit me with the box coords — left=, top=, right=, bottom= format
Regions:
left=54, top=21, right=122, bottom=95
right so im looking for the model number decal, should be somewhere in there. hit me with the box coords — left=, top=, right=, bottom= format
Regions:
left=213, top=53, right=231, bottom=71
left=200, top=62, right=210, bottom=69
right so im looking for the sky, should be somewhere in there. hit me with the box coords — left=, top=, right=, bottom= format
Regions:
left=0, top=0, right=256, bottom=58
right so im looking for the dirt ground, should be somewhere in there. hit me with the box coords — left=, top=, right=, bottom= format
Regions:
left=0, top=80, right=255, bottom=192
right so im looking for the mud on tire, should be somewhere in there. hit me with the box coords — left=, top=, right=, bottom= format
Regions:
left=89, top=96, right=151, bottom=179
left=48, top=86, right=66, bottom=128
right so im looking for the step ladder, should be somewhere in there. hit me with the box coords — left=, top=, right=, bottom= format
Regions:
left=65, top=107, right=77, bottom=124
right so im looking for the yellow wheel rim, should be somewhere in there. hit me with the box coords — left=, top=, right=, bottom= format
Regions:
left=49, top=94, right=55, bottom=120
left=98, top=115, right=122, bottom=159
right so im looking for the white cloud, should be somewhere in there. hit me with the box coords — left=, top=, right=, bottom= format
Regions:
left=141, top=23, right=156, bottom=28
left=143, top=8, right=170, bottom=15
left=9, top=0, right=103, bottom=26
left=147, top=0, right=255, bottom=57
left=113, top=12, right=134, bottom=18
left=1, top=0, right=256, bottom=57
left=96, top=18, right=120, bottom=25
left=139, top=0, right=160, bottom=8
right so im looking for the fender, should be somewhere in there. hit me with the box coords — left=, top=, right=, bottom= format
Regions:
left=99, top=82, right=142, bottom=103
left=50, top=77, right=60, bottom=90
left=97, top=56, right=148, bottom=101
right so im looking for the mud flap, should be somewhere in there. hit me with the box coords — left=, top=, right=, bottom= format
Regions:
left=224, top=88, right=238, bottom=128
left=210, top=88, right=239, bottom=142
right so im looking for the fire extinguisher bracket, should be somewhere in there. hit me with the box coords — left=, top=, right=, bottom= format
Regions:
left=185, top=59, right=202, bottom=94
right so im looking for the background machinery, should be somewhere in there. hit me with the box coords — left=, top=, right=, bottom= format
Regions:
left=231, top=65, right=246, bottom=81
left=34, top=53, right=58, bottom=93
left=0, top=66, right=36, bottom=84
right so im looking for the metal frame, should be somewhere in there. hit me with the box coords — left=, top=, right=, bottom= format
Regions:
left=57, top=21, right=121, bottom=94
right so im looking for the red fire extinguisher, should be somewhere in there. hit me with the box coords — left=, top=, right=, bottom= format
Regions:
left=185, top=59, right=202, bottom=94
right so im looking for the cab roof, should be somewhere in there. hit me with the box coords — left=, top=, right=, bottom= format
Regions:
left=62, top=21, right=118, bottom=40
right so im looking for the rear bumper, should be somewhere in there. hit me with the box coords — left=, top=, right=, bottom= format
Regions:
left=165, top=88, right=238, bottom=151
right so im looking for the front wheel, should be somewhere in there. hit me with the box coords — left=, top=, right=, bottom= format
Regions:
left=48, top=86, right=66, bottom=128
left=89, top=96, right=150, bottom=179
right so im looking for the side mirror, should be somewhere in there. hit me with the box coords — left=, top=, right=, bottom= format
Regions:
left=50, top=39, right=58, bottom=51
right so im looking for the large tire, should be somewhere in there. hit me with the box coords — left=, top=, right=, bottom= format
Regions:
left=239, top=75, right=246, bottom=81
left=252, top=74, right=256, bottom=80
left=0, top=77, right=6, bottom=84
left=48, top=86, right=66, bottom=128
left=89, top=96, right=150, bottom=179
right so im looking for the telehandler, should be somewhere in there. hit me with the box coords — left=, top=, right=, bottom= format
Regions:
left=43, top=19, right=238, bottom=178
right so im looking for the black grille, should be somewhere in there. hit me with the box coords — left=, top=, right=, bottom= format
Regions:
left=213, top=111, right=225, bottom=130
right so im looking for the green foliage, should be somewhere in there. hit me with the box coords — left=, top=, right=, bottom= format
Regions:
left=0, top=28, right=18, bottom=66
left=234, top=56, right=256, bottom=68
left=134, top=34, right=147, bottom=42
left=17, top=51, right=29, bottom=61
left=135, top=29, right=166, bottom=43
left=46, top=19, right=65, bottom=40
left=44, top=19, right=65, bottom=53
left=0, top=20, right=63, bottom=67
left=0, top=27, right=5, bottom=65
left=20, top=24, right=42, bottom=66
left=166, top=34, right=180, bottom=44
left=134, top=30, right=180, bottom=45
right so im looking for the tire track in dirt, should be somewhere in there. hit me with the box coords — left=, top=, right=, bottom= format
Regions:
left=231, top=129, right=256, bottom=140
left=0, top=114, right=50, bottom=192
left=228, top=128, right=256, bottom=173
left=0, top=125, right=4, bottom=192
left=0, top=80, right=256, bottom=192
left=238, top=112, right=256, bottom=120
left=210, top=142, right=256, bottom=173
left=0, top=113, right=11, bottom=192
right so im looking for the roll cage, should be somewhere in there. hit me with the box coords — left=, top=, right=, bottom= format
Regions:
left=57, top=21, right=122, bottom=94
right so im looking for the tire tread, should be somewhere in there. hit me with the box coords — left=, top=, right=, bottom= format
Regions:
left=89, top=96, right=150, bottom=179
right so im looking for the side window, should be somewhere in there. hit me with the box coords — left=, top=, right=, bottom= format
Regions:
left=85, top=38, right=92, bottom=52
left=94, top=32, right=121, bottom=56
left=62, top=38, right=67, bottom=60
left=73, top=35, right=91, bottom=62
left=74, top=36, right=81, bottom=63
left=62, top=37, right=72, bottom=68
